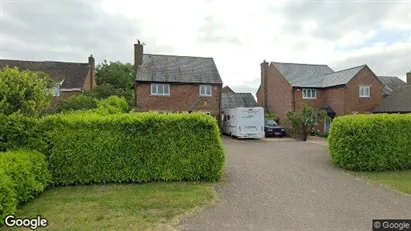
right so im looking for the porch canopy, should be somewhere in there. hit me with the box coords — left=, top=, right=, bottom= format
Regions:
left=320, top=105, right=336, bottom=116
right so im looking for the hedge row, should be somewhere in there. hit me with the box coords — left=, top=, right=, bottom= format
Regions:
left=0, top=114, right=48, bottom=153
left=328, top=114, right=411, bottom=171
left=0, top=150, right=51, bottom=224
left=42, top=112, right=225, bottom=185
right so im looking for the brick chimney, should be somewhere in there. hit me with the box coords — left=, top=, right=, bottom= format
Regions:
left=261, top=60, right=269, bottom=109
left=407, top=71, right=411, bottom=84
left=134, top=40, right=144, bottom=71
left=88, top=54, right=95, bottom=89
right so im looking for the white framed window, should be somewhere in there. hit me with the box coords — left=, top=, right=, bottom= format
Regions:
left=151, top=84, right=170, bottom=96
left=200, top=85, right=212, bottom=96
left=359, top=86, right=370, bottom=98
left=52, top=87, right=61, bottom=96
left=302, top=89, right=317, bottom=99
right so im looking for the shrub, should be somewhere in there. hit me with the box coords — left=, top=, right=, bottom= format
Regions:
left=56, top=95, right=98, bottom=113
left=96, top=96, right=129, bottom=114
left=286, top=104, right=326, bottom=141
left=0, top=114, right=47, bottom=153
left=42, top=112, right=225, bottom=185
left=328, top=114, right=411, bottom=171
left=264, top=113, right=279, bottom=123
left=83, top=83, right=134, bottom=106
left=0, top=150, right=51, bottom=223
left=0, top=66, right=54, bottom=117
left=0, top=171, right=16, bottom=225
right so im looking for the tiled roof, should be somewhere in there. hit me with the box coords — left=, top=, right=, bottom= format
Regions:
left=0, top=59, right=89, bottom=89
left=270, top=62, right=369, bottom=88
left=373, top=84, right=411, bottom=113
left=136, top=54, right=223, bottom=84
left=376, top=76, right=405, bottom=96
left=271, top=62, right=334, bottom=87
left=322, top=65, right=365, bottom=87
left=222, top=93, right=258, bottom=110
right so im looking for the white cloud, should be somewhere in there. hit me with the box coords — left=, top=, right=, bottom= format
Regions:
left=1, top=0, right=410, bottom=93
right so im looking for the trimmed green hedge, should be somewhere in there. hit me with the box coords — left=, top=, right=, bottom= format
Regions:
left=0, top=114, right=48, bottom=153
left=328, top=114, right=411, bottom=171
left=0, top=150, right=51, bottom=224
left=42, top=112, right=225, bottom=185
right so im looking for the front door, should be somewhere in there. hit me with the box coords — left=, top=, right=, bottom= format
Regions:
left=324, top=116, right=331, bottom=133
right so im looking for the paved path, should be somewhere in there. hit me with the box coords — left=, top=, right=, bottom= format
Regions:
left=176, top=137, right=411, bottom=231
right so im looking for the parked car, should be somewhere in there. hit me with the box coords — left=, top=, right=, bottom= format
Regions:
left=264, top=119, right=285, bottom=137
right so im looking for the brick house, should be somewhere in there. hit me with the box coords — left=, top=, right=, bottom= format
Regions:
left=256, top=61, right=385, bottom=133
left=222, top=86, right=235, bottom=94
left=376, top=76, right=405, bottom=97
left=0, top=55, right=96, bottom=106
left=133, top=41, right=223, bottom=126
left=374, top=71, right=411, bottom=113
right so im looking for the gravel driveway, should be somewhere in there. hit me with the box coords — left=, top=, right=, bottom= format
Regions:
left=176, top=137, right=411, bottom=231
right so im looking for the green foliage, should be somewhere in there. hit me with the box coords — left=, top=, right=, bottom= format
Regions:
left=0, top=170, right=16, bottom=225
left=96, top=96, right=129, bottom=114
left=42, top=112, right=225, bottom=185
left=286, top=104, right=327, bottom=140
left=95, top=61, right=135, bottom=89
left=83, top=83, right=134, bottom=106
left=0, top=66, right=54, bottom=116
left=0, top=114, right=47, bottom=153
left=56, top=95, right=98, bottom=113
left=0, top=150, right=51, bottom=223
left=328, top=114, right=411, bottom=171
left=264, top=112, right=279, bottom=122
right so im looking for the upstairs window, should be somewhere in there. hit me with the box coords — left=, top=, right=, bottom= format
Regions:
left=200, top=85, right=212, bottom=96
left=359, top=86, right=370, bottom=98
left=151, top=84, right=170, bottom=96
left=302, top=89, right=316, bottom=99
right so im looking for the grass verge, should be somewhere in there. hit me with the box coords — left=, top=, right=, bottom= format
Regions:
left=350, top=170, right=411, bottom=194
left=6, top=182, right=215, bottom=231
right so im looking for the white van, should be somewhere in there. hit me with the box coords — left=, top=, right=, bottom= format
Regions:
left=222, top=107, right=265, bottom=139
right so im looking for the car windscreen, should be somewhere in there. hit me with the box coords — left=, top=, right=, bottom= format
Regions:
left=265, top=120, right=278, bottom=126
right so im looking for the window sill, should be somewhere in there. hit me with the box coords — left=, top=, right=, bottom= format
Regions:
left=200, top=95, right=212, bottom=97
left=150, top=94, right=171, bottom=97
left=302, top=98, right=317, bottom=100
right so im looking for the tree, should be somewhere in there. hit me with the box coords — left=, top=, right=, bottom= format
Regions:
left=83, top=83, right=133, bottom=106
left=56, top=95, right=98, bottom=113
left=0, top=66, right=54, bottom=117
left=286, top=104, right=327, bottom=141
left=95, top=60, right=135, bottom=89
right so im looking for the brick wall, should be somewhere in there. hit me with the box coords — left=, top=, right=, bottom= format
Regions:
left=265, top=64, right=293, bottom=125
left=294, top=88, right=325, bottom=111
left=135, top=82, right=222, bottom=124
left=344, top=66, right=384, bottom=114
left=323, top=86, right=345, bottom=116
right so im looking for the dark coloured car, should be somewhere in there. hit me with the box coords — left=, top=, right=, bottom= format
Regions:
left=264, top=119, right=286, bottom=137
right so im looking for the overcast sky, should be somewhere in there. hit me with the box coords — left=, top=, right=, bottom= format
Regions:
left=1, top=0, right=410, bottom=94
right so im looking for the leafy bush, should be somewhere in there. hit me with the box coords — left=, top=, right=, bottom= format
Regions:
left=83, top=83, right=134, bottom=106
left=286, top=104, right=326, bottom=141
left=0, top=171, right=16, bottom=225
left=0, top=67, right=54, bottom=116
left=0, top=114, right=47, bottom=153
left=328, top=114, right=411, bottom=171
left=264, top=113, right=279, bottom=123
left=0, top=150, right=51, bottom=223
left=42, top=112, right=225, bottom=185
left=96, top=96, right=129, bottom=114
left=56, top=95, right=98, bottom=113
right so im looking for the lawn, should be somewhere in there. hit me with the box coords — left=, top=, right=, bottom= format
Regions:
left=6, top=182, right=215, bottom=231
left=351, top=170, right=411, bottom=194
